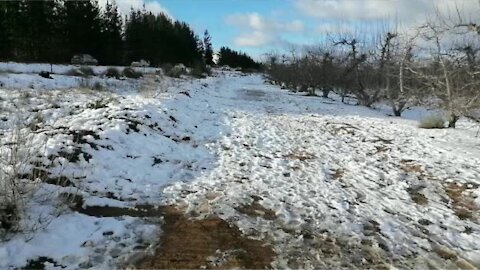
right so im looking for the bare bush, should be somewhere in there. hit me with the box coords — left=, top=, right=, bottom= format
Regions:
left=0, top=121, right=43, bottom=235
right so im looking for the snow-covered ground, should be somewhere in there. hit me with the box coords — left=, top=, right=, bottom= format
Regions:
left=0, top=65, right=479, bottom=269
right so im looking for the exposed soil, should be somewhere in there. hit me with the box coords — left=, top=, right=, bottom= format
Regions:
left=138, top=206, right=275, bottom=269
left=406, top=185, right=429, bottom=205
left=283, top=152, right=315, bottom=161
left=65, top=197, right=275, bottom=269
left=236, top=196, right=277, bottom=220
left=444, top=182, right=479, bottom=221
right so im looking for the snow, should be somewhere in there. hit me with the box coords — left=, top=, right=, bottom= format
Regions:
left=0, top=61, right=158, bottom=76
left=1, top=64, right=479, bottom=269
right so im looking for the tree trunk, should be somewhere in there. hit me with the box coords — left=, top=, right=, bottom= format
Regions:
left=392, top=101, right=406, bottom=117
left=393, top=107, right=402, bottom=117
left=448, top=114, right=459, bottom=128
left=322, top=88, right=330, bottom=98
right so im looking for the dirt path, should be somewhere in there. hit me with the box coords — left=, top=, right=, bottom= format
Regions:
left=137, top=206, right=274, bottom=269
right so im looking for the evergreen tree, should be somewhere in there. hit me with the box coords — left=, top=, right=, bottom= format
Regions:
left=100, top=0, right=123, bottom=65
left=63, top=0, right=103, bottom=60
left=0, top=1, right=206, bottom=67
left=124, top=10, right=203, bottom=66
left=0, top=2, right=11, bottom=60
left=218, top=47, right=260, bottom=70
left=203, top=30, right=214, bottom=65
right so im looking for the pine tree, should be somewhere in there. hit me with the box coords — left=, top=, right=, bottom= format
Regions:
left=63, top=0, right=103, bottom=61
left=0, top=2, right=11, bottom=60
left=218, top=47, right=260, bottom=70
left=203, top=30, right=214, bottom=65
left=101, top=0, right=123, bottom=65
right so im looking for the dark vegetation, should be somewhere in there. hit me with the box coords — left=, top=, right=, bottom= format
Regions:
left=0, top=0, right=220, bottom=68
left=218, top=47, right=261, bottom=70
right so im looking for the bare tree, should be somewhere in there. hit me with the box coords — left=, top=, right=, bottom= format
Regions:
left=409, top=21, right=480, bottom=127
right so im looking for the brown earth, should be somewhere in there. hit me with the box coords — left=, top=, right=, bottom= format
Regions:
left=138, top=206, right=275, bottom=269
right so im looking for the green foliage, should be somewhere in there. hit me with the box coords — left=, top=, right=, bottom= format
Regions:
left=419, top=115, right=445, bottom=129
left=0, top=1, right=207, bottom=67
left=99, top=1, right=123, bottom=65
left=124, top=11, right=204, bottom=66
left=203, top=30, right=214, bottom=66
left=122, top=67, right=142, bottom=79
left=218, top=47, right=260, bottom=70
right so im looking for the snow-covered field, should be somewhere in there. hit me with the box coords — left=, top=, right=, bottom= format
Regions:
left=0, top=64, right=479, bottom=269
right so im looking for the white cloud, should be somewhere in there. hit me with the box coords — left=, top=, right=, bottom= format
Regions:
left=226, top=13, right=304, bottom=32
left=234, top=31, right=273, bottom=47
left=295, top=0, right=479, bottom=24
left=225, top=12, right=305, bottom=47
left=98, top=0, right=171, bottom=18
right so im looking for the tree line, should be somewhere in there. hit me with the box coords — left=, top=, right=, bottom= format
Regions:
left=217, top=47, right=261, bottom=70
left=0, top=0, right=214, bottom=67
left=267, top=13, right=479, bottom=128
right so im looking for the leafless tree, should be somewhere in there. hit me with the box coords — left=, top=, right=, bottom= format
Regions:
left=408, top=21, right=480, bottom=127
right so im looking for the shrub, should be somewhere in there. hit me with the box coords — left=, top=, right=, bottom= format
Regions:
left=66, top=66, right=95, bottom=77
left=166, top=64, right=187, bottom=78
left=1, top=128, right=42, bottom=235
left=190, top=62, right=210, bottom=78
left=123, top=67, right=143, bottom=79
left=92, top=81, right=104, bottom=91
left=79, top=66, right=95, bottom=77
left=104, top=67, right=121, bottom=79
left=78, top=78, right=104, bottom=91
left=161, top=63, right=174, bottom=75
left=419, top=115, right=445, bottom=129
left=66, top=68, right=83, bottom=77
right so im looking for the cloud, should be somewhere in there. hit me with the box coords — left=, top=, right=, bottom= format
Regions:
left=234, top=31, right=273, bottom=47
left=225, top=12, right=305, bottom=47
left=295, top=0, right=479, bottom=24
left=98, top=0, right=171, bottom=18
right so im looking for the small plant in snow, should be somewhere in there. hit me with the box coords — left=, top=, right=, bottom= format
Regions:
left=122, top=67, right=143, bottom=79
left=419, top=115, right=445, bottom=129
left=67, top=67, right=95, bottom=77
left=104, top=67, right=121, bottom=79
left=0, top=126, right=42, bottom=236
left=87, top=98, right=110, bottom=109
left=79, top=66, right=95, bottom=77
left=92, top=81, right=104, bottom=91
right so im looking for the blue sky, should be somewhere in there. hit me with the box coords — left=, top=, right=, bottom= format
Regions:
left=158, top=0, right=314, bottom=58
left=106, top=0, right=479, bottom=59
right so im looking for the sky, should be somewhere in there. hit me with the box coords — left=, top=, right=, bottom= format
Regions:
left=105, top=0, right=480, bottom=59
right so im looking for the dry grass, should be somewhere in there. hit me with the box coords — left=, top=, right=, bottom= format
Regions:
left=443, top=182, right=478, bottom=221
left=283, top=152, right=315, bottom=161
left=418, top=115, right=445, bottom=129
left=330, top=168, right=344, bottom=180
left=406, top=186, right=429, bottom=205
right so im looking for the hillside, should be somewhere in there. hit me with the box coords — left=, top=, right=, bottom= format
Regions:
left=0, top=66, right=479, bottom=269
